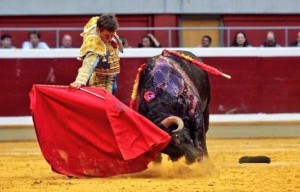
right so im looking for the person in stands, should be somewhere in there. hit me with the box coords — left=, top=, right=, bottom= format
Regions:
left=60, top=34, right=73, bottom=48
left=22, top=30, right=49, bottom=49
left=261, top=31, right=281, bottom=47
left=289, top=31, right=300, bottom=47
left=138, top=34, right=161, bottom=48
left=0, top=34, right=15, bottom=49
left=199, top=35, right=212, bottom=47
left=231, top=32, right=251, bottom=47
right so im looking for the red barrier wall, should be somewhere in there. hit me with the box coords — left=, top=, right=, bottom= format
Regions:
left=204, top=57, right=300, bottom=113
left=0, top=57, right=299, bottom=116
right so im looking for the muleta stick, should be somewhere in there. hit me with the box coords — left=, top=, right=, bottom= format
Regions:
left=80, top=87, right=106, bottom=100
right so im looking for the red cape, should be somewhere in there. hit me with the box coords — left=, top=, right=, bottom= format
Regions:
left=30, top=85, right=171, bottom=177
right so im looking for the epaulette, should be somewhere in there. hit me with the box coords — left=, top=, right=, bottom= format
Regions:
left=78, top=35, right=106, bottom=60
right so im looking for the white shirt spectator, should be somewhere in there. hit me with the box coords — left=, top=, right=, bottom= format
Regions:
left=22, top=41, right=50, bottom=49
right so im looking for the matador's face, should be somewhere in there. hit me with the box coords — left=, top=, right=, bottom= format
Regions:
left=98, top=29, right=115, bottom=43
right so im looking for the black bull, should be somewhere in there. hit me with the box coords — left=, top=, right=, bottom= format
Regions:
left=137, top=50, right=210, bottom=163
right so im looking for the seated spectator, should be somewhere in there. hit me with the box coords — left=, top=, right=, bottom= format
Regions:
left=60, top=34, right=73, bottom=48
left=289, top=32, right=300, bottom=47
left=231, top=32, right=251, bottom=47
left=0, top=34, right=15, bottom=49
left=261, top=31, right=281, bottom=47
left=22, top=31, right=49, bottom=49
left=199, top=35, right=212, bottom=47
left=138, top=34, right=161, bottom=48
left=120, top=37, right=131, bottom=48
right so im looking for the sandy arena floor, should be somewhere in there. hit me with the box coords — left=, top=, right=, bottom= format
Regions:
left=0, top=138, right=299, bottom=192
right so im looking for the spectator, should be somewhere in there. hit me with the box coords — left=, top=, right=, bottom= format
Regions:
left=60, top=34, right=73, bottom=48
left=22, top=31, right=49, bottom=49
left=261, top=31, right=281, bottom=47
left=231, top=32, right=251, bottom=47
left=199, top=35, right=212, bottom=47
left=289, top=32, right=300, bottom=47
left=0, top=34, right=15, bottom=49
left=120, top=37, right=131, bottom=48
left=138, top=34, right=161, bottom=48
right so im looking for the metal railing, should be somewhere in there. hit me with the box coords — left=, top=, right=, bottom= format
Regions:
left=1, top=26, right=300, bottom=47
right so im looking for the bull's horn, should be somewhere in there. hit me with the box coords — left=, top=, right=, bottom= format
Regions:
left=161, top=116, right=184, bottom=133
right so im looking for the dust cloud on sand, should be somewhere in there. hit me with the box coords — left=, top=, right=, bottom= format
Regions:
left=122, top=155, right=219, bottom=178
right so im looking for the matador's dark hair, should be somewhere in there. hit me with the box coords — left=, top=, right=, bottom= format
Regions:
left=97, top=14, right=119, bottom=32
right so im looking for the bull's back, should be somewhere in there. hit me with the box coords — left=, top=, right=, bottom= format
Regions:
left=165, top=51, right=210, bottom=105
left=163, top=51, right=211, bottom=133
left=138, top=52, right=211, bottom=132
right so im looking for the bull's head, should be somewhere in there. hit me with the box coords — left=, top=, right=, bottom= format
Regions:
left=159, top=116, right=203, bottom=164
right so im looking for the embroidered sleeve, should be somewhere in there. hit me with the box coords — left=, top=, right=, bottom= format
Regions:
left=75, top=53, right=99, bottom=85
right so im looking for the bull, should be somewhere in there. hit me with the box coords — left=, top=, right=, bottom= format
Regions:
left=133, top=50, right=210, bottom=164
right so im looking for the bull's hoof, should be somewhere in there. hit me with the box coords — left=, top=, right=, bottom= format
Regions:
left=185, top=155, right=202, bottom=164
left=185, top=153, right=202, bottom=164
left=185, top=147, right=204, bottom=164
left=196, top=146, right=204, bottom=158
left=153, top=153, right=163, bottom=164
left=169, top=156, right=180, bottom=162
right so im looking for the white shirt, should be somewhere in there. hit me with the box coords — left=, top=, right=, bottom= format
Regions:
left=22, top=41, right=50, bottom=49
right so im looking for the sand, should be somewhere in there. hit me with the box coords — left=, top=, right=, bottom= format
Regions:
left=0, top=138, right=299, bottom=192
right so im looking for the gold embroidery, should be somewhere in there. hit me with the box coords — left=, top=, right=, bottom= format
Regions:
left=94, top=67, right=120, bottom=75
left=78, top=16, right=106, bottom=60
left=99, top=43, right=120, bottom=73
left=89, top=73, right=116, bottom=93
left=75, top=53, right=99, bottom=84
left=81, top=16, right=99, bottom=37
left=79, top=35, right=106, bottom=59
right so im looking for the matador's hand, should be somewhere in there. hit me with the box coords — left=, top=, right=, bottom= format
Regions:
left=69, top=82, right=84, bottom=89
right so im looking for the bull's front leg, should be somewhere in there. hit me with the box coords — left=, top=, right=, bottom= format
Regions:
left=190, top=106, right=207, bottom=157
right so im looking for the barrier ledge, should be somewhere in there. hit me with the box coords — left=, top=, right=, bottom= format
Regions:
left=0, top=48, right=300, bottom=58
left=1, top=114, right=300, bottom=140
left=1, top=113, right=300, bottom=128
